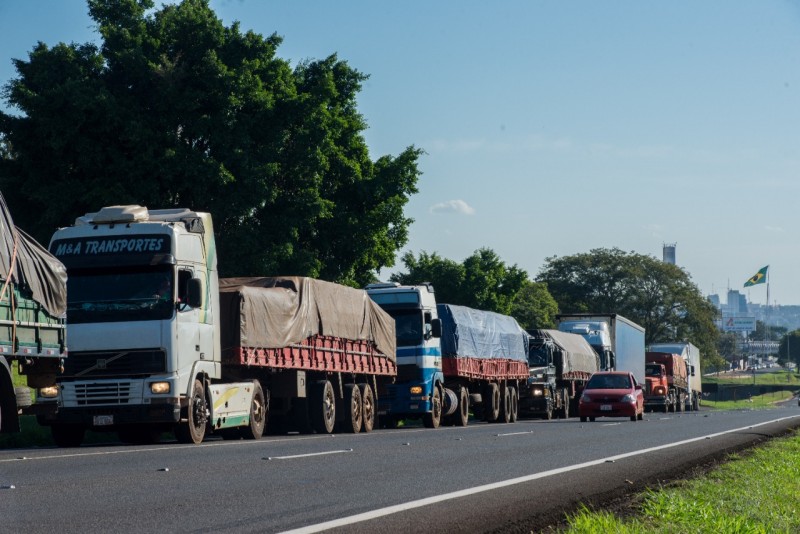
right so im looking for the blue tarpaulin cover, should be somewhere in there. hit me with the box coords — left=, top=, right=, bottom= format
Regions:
left=437, top=303, right=528, bottom=362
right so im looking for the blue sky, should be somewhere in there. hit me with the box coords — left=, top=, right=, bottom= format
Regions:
left=2, top=1, right=800, bottom=305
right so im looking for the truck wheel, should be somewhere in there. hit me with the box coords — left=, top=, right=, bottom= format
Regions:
left=14, top=386, right=32, bottom=408
left=543, top=401, right=553, bottom=420
left=342, top=384, right=363, bottom=433
left=310, top=380, right=336, bottom=434
left=175, top=379, right=208, bottom=444
left=693, top=395, right=699, bottom=411
left=559, top=388, right=570, bottom=419
left=242, top=381, right=267, bottom=440
left=423, top=386, right=442, bottom=429
left=510, top=386, right=518, bottom=423
left=456, top=387, right=469, bottom=427
left=52, top=424, right=85, bottom=448
left=359, top=383, right=375, bottom=433
left=483, top=383, right=500, bottom=423
left=499, top=385, right=512, bottom=424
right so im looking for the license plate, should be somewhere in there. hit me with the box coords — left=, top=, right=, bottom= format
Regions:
left=93, top=415, right=114, bottom=426
left=600, top=405, right=612, bottom=412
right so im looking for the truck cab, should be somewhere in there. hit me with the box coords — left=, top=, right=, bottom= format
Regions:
left=365, top=282, right=442, bottom=424
left=557, top=321, right=615, bottom=371
left=39, top=205, right=220, bottom=446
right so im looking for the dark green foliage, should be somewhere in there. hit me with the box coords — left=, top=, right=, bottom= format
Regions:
left=0, top=0, right=419, bottom=284
left=391, top=248, right=547, bottom=325
left=537, top=247, right=720, bottom=369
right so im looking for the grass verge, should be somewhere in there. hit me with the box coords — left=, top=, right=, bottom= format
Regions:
left=563, top=430, right=800, bottom=533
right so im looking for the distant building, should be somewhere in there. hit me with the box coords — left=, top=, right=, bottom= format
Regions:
left=662, top=243, right=676, bottom=265
left=708, top=294, right=721, bottom=308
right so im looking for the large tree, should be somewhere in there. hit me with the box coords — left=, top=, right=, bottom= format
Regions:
left=391, top=248, right=540, bottom=320
left=537, top=248, right=720, bottom=368
left=0, top=0, right=420, bottom=286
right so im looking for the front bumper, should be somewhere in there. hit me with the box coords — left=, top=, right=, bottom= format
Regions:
left=37, top=402, right=180, bottom=428
left=579, top=401, right=637, bottom=418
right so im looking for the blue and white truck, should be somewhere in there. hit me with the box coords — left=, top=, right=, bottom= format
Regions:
left=556, top=313, right=646, bottom=385
left=366, top=283, right=529, bottom=428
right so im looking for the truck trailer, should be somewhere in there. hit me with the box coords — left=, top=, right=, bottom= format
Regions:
left=556, top=313, right=646, bottom=385
left=366, top=283, right=528, bottom=428
left=0, top=192, right=67, bottom=433
left=648, top=342, right=701, bottom=411
left=519, top=329, right=600, bottom=419
left=37, top=205, right=396, bottom=446
left=644, top=351, right=688, bottom=413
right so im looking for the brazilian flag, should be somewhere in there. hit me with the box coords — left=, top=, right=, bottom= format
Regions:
left=744, top=266, right=768, bottom=287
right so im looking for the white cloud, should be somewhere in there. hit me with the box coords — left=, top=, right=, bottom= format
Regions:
left=765, top=225, right=785, bottom=233
left=429, top=199, right=476, bottom=215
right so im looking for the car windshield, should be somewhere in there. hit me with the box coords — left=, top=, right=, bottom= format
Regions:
left=587, top=374, right=631, bottom=390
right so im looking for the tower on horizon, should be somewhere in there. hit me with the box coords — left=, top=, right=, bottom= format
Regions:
left=663, top=243, right=676, bottom=265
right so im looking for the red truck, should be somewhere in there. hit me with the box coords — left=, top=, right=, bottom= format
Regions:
left=644, top=351, right=688, bottom=413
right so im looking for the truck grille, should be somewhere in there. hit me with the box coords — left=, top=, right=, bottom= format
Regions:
left=63, top=350, right=167, bottom=378
left=62, top=381, right=143, bottom=405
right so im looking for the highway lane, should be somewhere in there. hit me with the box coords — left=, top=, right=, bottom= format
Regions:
left=1, top=406, right=799, bottom=533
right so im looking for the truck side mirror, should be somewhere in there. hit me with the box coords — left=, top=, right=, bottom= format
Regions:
left=431, top=318, right=442, bottom=338
left=186, top=278, right=203, bottom=308
left=690, top=365, right=696, bottom=377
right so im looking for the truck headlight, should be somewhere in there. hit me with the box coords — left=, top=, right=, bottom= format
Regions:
left=532, top=388, right=544, bottom=396
left=150, top=381, right=171, bottom=394
left=409, top=386, right=423, bottom=395
left=38, top=386, right=59, bottom=398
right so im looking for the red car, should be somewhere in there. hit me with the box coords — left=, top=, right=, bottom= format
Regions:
left=579, top=371, right=644, bottom=422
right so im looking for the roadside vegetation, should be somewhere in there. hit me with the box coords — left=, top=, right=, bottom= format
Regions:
left=564, top=430, right=800, bottom=533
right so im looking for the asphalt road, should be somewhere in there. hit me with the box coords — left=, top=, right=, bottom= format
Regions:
left=2, top=405, right=799, bottom=533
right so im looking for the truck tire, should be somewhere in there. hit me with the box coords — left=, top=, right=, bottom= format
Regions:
left=499, top=385, right=511, bottom=424
left=175, top=379, right=208, bottom=444
left=14, top=386, right=32, bottom=408
left=342, top=384, right=363, bottom=433
left=693, top=395, right=699, bottom=411
left=559, top=388, right=570, bottom=419
left=423, top=386, right=442, bottom=429
left=359, top=383, right=375, bottom=433
left=509, top=386, right=518, bottom=423
left=483, top=383, right=500, bottom=423
left=242, top=380, right=267, bottom=440
left=456, top=387, right=469, bottom=427
left=52, top=424, right=85, bottom=448
left=310, top=380, right=336, bottom=434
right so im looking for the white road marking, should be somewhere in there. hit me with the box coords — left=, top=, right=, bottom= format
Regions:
left=495, top=430, right=534, bottom=437
left=601, top=423, right=622, bottom=427
left=266, top=449, right=352, bottom=460
left=279, top=414, right=800, bottom=534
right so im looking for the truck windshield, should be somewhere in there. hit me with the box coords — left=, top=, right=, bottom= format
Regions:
left=528, top=342, right=551, bottom=366
left=646, top=364, right=662, bottom=376
left=390, top=310, right=424, bottom=346
left=65, top=266, right=174, bottom=324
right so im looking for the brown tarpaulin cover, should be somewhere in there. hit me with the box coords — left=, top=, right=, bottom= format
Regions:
left=219, top=277, right=396, bottom=361
left=0, top=192, right=67, bottom=317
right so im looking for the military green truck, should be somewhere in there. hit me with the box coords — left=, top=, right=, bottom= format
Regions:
left=0, top=192, right=67, bottom=433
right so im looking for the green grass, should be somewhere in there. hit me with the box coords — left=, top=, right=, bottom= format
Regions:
left=564, top=430, right=800, bottom=533
left=703, top=390, right=794, bottom=411
left=704, top=370, right=800, bottom=387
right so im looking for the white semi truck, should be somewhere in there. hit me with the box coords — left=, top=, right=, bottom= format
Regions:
left=37, top=205, right=396, bottom=446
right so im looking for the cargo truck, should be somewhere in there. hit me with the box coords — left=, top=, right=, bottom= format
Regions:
left=519, top=329, right=599, bottom=419
left=648, top=341, right=701, bottom=411
left=644, top=351, right=688, bottom=412
left=0, top=192, right=67, bottom=433
left=366, top=283, right=528, bottom=428
left=556, top=313, right=646, bottom=385
left=37, top=205, right=396, bottom=446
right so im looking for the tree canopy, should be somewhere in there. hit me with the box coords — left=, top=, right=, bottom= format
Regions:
left=537, top=247, right=721, bottom=368
left=390, top=248, right=555, bottom=329
left=0, top=0, right=420, bottom=286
